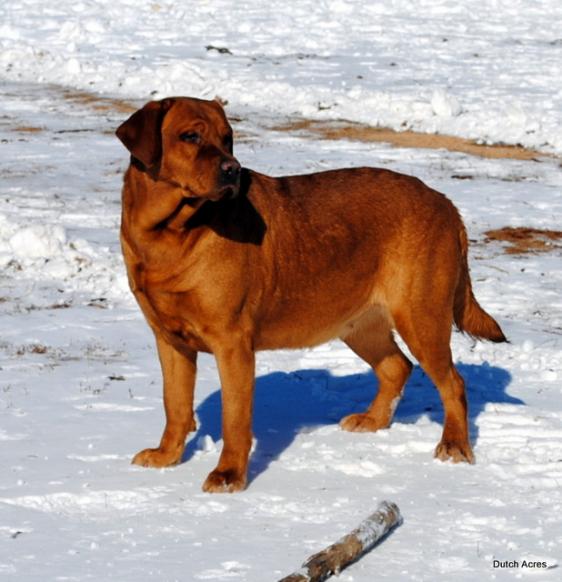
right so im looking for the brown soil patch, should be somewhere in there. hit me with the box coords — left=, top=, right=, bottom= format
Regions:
left=12, top=125, right=45, bottom=133
left=60, top=88, right=138, bottom=114
left=19, top=85, right=553, bottom=160
left=271, top=119, right=552, bottom=161
left=484, top=227, right=562, bottom=254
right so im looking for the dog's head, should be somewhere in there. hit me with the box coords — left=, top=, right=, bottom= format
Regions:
left=116, top=97, right=241, bottom=200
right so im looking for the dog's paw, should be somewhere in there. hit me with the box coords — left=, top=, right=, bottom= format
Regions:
left=434, top=440, right=475, bottom=464
left=131, top=447, right=182, bottom=468
left=202, top=468, right=247, bottom=493
left=340, top=412, right=389, bottom=432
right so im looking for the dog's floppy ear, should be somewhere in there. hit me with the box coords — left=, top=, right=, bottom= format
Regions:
left=116, top=99, right=175, bottom=168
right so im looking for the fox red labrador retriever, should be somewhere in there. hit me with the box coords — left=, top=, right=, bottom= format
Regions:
left=116, top=97, right=506, bottom=492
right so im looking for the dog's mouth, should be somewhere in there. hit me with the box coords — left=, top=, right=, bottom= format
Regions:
left=177, top=183, right=239, bottom=201
left=203, top=185, right=239, bottom=202
left=219, top=184, right=239, bottom=200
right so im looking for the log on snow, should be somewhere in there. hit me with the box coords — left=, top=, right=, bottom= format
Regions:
left=279, top=500, right=402, bottom=582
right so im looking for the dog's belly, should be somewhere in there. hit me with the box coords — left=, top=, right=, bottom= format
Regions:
left=142, top=282, right=374, bottom=353
left=255, top=319, right=355, bottom=350
left=254, top=287, right=376, bottom=350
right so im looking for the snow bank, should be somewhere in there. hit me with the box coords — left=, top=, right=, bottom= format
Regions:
left=0, top=212, right=128, bottom=302
left=9, top=224, right=66, bottom=260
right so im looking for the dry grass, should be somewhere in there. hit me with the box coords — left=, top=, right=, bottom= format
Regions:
left=15, top=343, right=48, bottom=356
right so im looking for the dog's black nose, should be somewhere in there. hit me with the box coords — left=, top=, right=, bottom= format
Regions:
left=220, top=159, right=241, bottom=182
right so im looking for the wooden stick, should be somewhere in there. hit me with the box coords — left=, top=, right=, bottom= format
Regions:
left=278, top=500, right=402, bottom=582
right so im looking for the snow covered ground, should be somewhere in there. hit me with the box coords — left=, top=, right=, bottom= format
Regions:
left=1, top=0, right=562, bottom=153
left=1, top=2, right=562, bottom=581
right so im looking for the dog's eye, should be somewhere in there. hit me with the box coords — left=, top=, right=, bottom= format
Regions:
left=223, top=135, right=233, bottom=150
left=179, top=132, right=200, bottom=143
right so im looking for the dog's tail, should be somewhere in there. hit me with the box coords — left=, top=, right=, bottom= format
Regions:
left=454, top=223, right=507, bottom=343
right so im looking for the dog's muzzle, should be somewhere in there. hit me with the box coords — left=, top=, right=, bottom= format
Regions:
left=219, top=158, right=242, bottom=198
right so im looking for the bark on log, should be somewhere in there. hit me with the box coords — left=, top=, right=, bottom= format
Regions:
left=278, top=500, right=402, bottom=582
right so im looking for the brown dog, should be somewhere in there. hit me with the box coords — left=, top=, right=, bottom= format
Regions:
left=116, top=97, right=506, bottom=493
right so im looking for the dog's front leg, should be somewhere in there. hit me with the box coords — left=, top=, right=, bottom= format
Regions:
left=203, top=339, right=255, bottom=493
left=132, top=336, right=197, bottom=467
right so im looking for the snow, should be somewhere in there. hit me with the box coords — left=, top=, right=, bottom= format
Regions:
left=1, top=2, right=562, bottom=581
left=1, top=1, right=562, bottom=153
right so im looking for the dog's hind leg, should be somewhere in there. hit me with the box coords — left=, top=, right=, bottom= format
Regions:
left=392, top=306, right=475, bottom=464
left=340, top=308, right=412, bottom=432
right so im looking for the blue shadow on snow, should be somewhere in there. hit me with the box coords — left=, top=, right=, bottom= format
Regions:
left=183, top=362, right=518, bottom=484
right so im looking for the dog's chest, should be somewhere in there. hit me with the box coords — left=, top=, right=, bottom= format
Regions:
left=126, top=257, right=210, bottom=351
left=144, top=288, right=211, bottom=352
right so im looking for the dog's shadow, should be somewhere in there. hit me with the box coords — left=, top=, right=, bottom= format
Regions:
left=183, top=362, right=517, bottom=483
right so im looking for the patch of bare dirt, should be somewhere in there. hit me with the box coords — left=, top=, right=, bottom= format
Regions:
left=57, top=87, right=258, bottom=141
left=11, top=125, right=45, bottom=133
left=271, top=119, right=553, bottom=161
left=60, top=87, right=138, bottom=115
left=484, top=227, right=562, bottom=254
